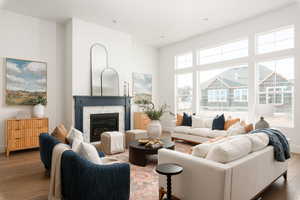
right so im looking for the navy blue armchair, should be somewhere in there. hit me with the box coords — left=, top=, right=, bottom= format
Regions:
left=39, top=133, right=130, bottom=200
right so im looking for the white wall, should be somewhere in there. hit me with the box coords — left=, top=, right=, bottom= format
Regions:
left=66, top=18, right=159, bottom=126
left=0, top=10, right=65, bottom=152
left=158, top=4, right=300, bottom=152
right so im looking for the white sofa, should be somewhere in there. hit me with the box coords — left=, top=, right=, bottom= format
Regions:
left=158, top=147, right=288, bottom=200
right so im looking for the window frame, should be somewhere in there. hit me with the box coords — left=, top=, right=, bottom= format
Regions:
left=255, top=25, right=295, bottom=55
left=174, top=52, right=193, bottom=70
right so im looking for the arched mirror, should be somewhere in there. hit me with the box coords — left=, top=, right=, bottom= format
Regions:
left=90, top=43, right=119, bottom=96
left=101, top=67, right=119, bottom=96
left=90, top=43, right=108, bottom=96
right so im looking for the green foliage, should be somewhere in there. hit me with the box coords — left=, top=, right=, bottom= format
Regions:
left=135, top=98, right=169, bottom=120
left=34, top=96, right=47, bottom=105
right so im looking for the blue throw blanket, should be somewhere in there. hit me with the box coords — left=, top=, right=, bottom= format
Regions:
left=250, top=128, right=290, bottom=162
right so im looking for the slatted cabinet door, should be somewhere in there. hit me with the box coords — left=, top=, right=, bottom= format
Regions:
left=6, top=118, right=49, bottom=157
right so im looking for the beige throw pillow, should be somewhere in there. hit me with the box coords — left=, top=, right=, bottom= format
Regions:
left=66, top=127, right=84, bottom=144
left=51, top=124, right=68, bottom=143
left=77, top=142, right=102, bottom=164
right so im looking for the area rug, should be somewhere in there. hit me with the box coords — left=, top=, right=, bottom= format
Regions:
left=107, top=141, right=193, bottom=200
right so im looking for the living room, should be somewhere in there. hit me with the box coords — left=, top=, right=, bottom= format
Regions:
left=0, top=0, right=299, bottom=200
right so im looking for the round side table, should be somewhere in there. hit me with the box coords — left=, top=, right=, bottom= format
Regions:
left=156, top=163, right=183, bottom=200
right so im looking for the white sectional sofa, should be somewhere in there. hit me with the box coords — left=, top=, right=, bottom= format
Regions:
left=158, top=147, right=288, bottom=200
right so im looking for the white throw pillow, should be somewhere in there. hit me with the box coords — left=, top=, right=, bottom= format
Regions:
left=192, top=138, right=228, bottom=158
left=72, top=138, right=82, bottom=153
left=245, top=133, right=269, bottom=152
left=204, top=118, right=213, bottom=129
left=206, top=136, right=252, bottom=163
left=77, top=142, right=102, bottom=164
left=67, top=127, right=84, bottom=144
left=192, top=116, right=205, bottom=128
left=227, top=122, right=246, bottom=136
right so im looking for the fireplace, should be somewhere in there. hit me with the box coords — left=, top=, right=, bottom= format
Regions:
left=90, top=113, right=119, bottom=142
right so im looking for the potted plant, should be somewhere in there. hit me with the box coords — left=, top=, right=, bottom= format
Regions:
left=33, top=96, right=47, bottom=118
left=135, top=99, right=168, bottom=139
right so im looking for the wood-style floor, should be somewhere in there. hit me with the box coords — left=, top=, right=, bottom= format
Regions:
left=0, top=149, right=300, bottom=200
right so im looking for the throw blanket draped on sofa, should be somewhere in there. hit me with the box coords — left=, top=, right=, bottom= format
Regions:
left=251, top=128, right=290, bottom=162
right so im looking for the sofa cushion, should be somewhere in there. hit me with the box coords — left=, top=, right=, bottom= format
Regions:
left=77, top=142, right=102, bottom=164
left=227, top=122, right=246, bottom=136
left=245, top=133, right=269, bottom=152
left=192, top=137, right=228, bottom=158
left=188, top=128, right=210, bottom=137
left=224, top=118, right=240, bottom=130
left=66, top=127, right=84, bottom=144
left=192, top=116, right=205, bottom=128
left=206, top=136, right=252, bottom=163
left=182, top=113, right=192, bottom=126
left=212, top=114, right=225, bottom=130
left=173, top=126, right=192, bottom=134
left=210, top=130, right=228, bottom=138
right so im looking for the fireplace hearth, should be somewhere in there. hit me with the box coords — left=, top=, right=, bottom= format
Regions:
left=90, top=113, right=119, bottom=142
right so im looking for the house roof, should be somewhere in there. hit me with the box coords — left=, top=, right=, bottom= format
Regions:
left=200, top=65, right=273, bottom=89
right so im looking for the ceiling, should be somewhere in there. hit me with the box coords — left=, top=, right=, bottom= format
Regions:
left=1, top=0, right=296, bottom=47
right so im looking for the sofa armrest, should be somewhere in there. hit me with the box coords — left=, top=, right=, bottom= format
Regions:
left=39, top=133, right=60, bottom=170
left=61, top=150, right=130, bottom=200
left=158, top=149, right=231, bottom=200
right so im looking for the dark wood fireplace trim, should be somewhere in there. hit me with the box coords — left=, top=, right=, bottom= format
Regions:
left=73, top=96, right=131, bottom=132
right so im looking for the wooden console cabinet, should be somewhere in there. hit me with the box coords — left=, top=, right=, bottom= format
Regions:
left=134, top=112, right=150, bottom=130
left=6, top=118, right=49, bottom=157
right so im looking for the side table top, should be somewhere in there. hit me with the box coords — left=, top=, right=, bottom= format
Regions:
left=156, top=163, right=183, bottom=176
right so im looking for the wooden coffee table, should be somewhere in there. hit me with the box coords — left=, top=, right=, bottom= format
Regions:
left=129, top=139, right=175, bottom=166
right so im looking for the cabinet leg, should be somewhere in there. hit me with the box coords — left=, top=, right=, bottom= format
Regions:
left=6, top=150, right=9, bottom=157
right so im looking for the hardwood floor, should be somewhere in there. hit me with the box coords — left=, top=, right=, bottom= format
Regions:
left=0, top=149, right=299, bottom=200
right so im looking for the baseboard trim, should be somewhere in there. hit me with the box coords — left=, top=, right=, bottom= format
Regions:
left=290, top=143, right=300, bottom=154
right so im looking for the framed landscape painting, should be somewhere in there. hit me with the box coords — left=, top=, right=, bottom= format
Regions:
left=6, top=58, right=47, bottom=105
left=132, top=72, right=152, bottom=101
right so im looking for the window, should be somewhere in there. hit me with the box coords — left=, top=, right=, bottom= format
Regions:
left=256, top=26, right=294, bottom=54
left=257, top=57, right=294, bottom=127
left=197, top=39, right=248, bottom=65
left=198, top=65, right=248, bottom=118
left=208, top=89, right=227, bottom=102
left=176, top=73, right=193, bottom=113
left=234, top=88, right=248, bottom=102
left=175, top=52, right=193, bottom=69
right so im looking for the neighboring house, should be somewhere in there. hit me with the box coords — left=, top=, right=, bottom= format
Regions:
left=200, top=66, right=294, bottom=112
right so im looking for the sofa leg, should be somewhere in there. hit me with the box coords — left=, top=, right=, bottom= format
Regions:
left=283, top=171, right=287, bottom=181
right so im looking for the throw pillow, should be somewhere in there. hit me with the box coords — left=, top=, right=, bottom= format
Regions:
left=191, top=116, right=205, bottom=128
left=176, top=114, right=183, bottom=126
left=241, top=121, right=254, bottom=133
left=182, top=113, right=192, bottom=126
left=192, top=137, right=228, bottom=158
left=224, top=118, right=240, bottom=130
left=51, top=124, right=68, bottom=143
left=212, top=114, right=225, bottom=130
left=72, top=138, right=82, bottom=152
left=66, top=127, right=84, bottom=144
left=77, top=142, right=102, bottom=164
left=227, top=122, right=246, bottom=136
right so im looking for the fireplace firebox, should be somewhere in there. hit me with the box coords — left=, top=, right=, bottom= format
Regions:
left=90, top=113, right=119, bottom=142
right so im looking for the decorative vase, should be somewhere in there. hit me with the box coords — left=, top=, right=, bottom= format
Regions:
left=147, top=120, right=162, bottom=139
left=33, top=104, right=45, bottom=118
left=255, top=116, right=270, bottom=129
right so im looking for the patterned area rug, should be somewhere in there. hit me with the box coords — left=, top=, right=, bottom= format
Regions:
left=107, top=141, right=193, bottom=200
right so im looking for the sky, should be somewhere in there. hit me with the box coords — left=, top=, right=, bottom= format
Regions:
left=6, top=58, right=47, bottom=92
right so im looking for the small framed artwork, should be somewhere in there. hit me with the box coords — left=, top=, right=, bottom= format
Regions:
left=6, top=58, right=47, bottom=105
left=132, top=72, right=152, bottom=101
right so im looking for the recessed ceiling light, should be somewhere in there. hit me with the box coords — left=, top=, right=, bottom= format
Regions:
left=160, top=35, right=165, bottom=39
left=202, top=18, right=209, bottom=21
left=112, top=19, right=117, bottom=24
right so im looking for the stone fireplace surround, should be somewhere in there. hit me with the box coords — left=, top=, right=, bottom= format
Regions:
left=74, top=96, right=131, bottom=142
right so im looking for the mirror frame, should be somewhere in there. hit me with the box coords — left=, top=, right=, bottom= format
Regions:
left=90, top=43, right=109, bottom=96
